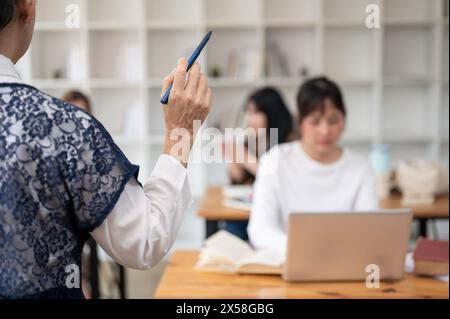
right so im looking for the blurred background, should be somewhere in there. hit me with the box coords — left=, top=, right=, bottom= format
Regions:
left=15, top=0, right=449, bottom=298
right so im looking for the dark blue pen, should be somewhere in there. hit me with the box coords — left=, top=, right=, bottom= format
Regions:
left=161, top=31, right=213, bottom=105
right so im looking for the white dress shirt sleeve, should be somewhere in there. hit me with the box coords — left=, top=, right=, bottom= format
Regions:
left=247, top=153, right=287, bottom=252
left=90, top=154, right=192, bottom=270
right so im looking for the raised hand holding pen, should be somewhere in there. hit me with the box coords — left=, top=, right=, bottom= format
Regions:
left=160, top=58, right=212, bottom=166
left=161, top=31, right=212, bottom=104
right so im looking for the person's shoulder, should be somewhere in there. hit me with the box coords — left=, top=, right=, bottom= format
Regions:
left=38, top=87, right=91, bottom=118
left=4, top=83, right=91, bottom=119
left=5, top=83, right=112, bottom=144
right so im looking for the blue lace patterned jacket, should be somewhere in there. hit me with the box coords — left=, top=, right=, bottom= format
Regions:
left=0, top=83, right=139, bottom=298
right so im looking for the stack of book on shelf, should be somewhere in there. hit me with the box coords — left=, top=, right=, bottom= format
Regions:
left=266, top=43, right=290, bottom=77
left=195, top=230, right=285, bottom=275
left=226, top=47, right=262, bottom=80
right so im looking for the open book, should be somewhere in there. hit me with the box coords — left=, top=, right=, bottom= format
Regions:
left=195, top=230, right=285, bottom=275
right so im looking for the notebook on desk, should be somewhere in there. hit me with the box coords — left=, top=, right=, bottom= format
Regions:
left=221, top=186, right=253, bottom=211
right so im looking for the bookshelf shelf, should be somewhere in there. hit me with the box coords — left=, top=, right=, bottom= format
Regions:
left=35, top=22, right=74, bottom=31
left=383, top=25, right=434, bottom=78
left=383, top=18, right=438, bottom=27
left=31, top=79, right=83, bottom=89
left=147, top=88, right=167, bottom=135
left=206, top=22, right=260, bottom=30
left=443, top=27, right=449, bottom=79
left=383, top=76, right=434, bottom=86
left=147, top=29, right=199, bottom=79
left=324, top=27, right=375, bottom=81
left=145, top=0, right=202, bottom=24
left=146, top=22, right=199, bottom=31
left=264, top=21, right=317, bottom=28
left=323, top=21, right=371, bottom=28
left=265, top=26, right=318, bottom=78
left=205, top=0, right=260, bottom=25
left=90, top=87, right=144, bottom=135
left=36, top=0, right=85, bottom=24
left=209, top=78, right=261, bottom=88
left=87, top=22, right=143, bottom=31
left=383, top=0, right=437, bottom=22
left=263, top=0, right=318, bottom=24
left=89, top=30, right=144, bottom=81
left=340, top=85, right=375, bottom=139
left=381, top=84, right=434, bottom=139
left=206, top=87, right=251, bottom=131
left=87, top=0, right=144, bottom=24
left=206, top=28, right=260, bottom=81
left=89, top=79, right=142, bottom=89
left=31, top=30, right=84, bottom=81
left=323, top=0, right=372, bottom=24
left=27, top=0, right=449, bottom=194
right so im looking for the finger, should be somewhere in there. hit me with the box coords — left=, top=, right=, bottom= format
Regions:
left=172, top=58, right=188, bottom=94
left=204, top=87, right=212, bottom=109
left=196, top=73, right=208, bottom=103
left=160, top=71, right=175, bottom=99
left=185, top=62, right=201, bottom=95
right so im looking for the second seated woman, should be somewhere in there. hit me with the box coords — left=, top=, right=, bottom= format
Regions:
left=224, top=87, right=295, bottom=240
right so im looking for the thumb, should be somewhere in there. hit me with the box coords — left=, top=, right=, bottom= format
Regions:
left=160, top=69, right=176, bottom=99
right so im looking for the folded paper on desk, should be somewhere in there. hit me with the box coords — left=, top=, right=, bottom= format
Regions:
left=195, top=230, right=285, bottom=275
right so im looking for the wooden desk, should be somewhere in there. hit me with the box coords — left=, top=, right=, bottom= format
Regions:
left=197, top=187, right=449, bottom=238
left=197, top=187, right=249, bottom=236
left=155, top=251, right=449, bottom=299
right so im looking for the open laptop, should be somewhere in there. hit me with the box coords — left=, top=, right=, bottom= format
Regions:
left=283, top=209, right=413, bottom=282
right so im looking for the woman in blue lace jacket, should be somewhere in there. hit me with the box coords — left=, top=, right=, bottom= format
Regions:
left=0, top=0, right=212, bottom=298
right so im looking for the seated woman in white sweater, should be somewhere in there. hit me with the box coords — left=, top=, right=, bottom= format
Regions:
left=248, top=77, right=379, bottom=252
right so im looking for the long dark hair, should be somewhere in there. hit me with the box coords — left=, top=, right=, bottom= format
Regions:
left=297, top=77, right=346, bottom=125
left=0, top=0, right=16, bottom=31
left=247, top=87, right=293, bottom=145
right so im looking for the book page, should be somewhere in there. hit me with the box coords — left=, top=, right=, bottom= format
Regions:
left=196, top=248, right=238, bottom=273
left=202, top=230, right=254, bottom=264
left=238, top=249, right=285, bottom=268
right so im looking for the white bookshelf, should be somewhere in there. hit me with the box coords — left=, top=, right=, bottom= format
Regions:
left=323, top=0, right=373, bottom=25
left=19, top=0, right=449, bottom=196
